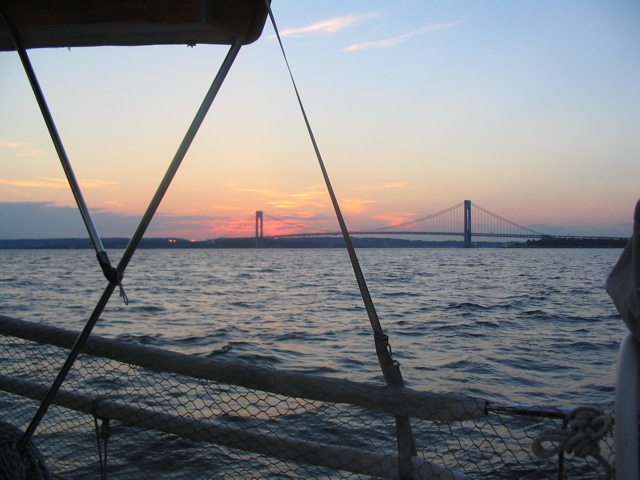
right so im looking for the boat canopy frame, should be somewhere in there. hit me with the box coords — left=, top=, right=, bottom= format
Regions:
left=2, top=2, right=417, bottom=477
left=0, top=0, right=270, bottom=50
left=0, top=0, right=266, bottom=453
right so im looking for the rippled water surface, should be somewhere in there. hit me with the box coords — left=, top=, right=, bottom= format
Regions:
left=0, top=247, right=626, bottom=408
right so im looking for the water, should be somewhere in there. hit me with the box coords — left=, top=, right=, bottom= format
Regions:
left=0, top=247, right=626, bottom=409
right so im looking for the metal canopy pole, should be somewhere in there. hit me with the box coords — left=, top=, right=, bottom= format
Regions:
left=18, top=37, right=244, bottom=451
left=0, top=8, right=123, bottom=282
left=264, top=4, right=416, bottom=478
left=116, top=36, right=242, bottom=271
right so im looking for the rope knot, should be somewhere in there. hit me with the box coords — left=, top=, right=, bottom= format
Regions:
left=97, top=252, right=128, bottom=304
left=532, top=406, right=613, bottom=478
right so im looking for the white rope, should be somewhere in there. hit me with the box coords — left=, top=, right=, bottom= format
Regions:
left=532, top=406, right=613, bottom=479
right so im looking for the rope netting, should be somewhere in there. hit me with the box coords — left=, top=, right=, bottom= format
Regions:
left=0, top=315, right=613, bottom=480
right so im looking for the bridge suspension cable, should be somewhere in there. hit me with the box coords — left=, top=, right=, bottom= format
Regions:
left=471, top=203, right=543, bottom=238
left=217, top=213, right=255, bottom=238
left=365, top=202, right=465, bottom=235
left=263, top=213, right=335, bottom=236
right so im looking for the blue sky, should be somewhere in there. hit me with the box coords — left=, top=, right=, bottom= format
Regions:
left=1, top=1, right=638, bottom=239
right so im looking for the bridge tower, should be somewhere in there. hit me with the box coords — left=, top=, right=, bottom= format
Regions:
left=463, top=200, right=472, bottom=248
left=255, top=211, right=263, bottom=248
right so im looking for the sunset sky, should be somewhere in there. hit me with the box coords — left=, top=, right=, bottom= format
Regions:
left=1, top=1, right=638, bottom=240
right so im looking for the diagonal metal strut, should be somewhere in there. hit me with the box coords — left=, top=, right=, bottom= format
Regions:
left=16, top=36, right=244, bottom=451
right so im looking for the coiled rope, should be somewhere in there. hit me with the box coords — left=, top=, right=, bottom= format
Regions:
left=0, top=420, right=52, bottom=480
left=532, top=406, right=613, bottom=479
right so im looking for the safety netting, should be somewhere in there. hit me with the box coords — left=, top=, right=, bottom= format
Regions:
left=0, top=315, right=613, bottom=480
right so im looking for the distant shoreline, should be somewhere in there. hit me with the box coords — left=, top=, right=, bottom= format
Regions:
left=0, top=237, right=627, bottom=249
left=512, top=236, right=628, bottom=248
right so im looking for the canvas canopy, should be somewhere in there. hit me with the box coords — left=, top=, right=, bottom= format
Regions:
left=607, top=200, right=640, bottom=341
left=0, top=0, right=270, bottom=50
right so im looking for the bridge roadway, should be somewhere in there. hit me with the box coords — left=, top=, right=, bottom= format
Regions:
left=270, top=231, right=544, bottom=239
left=268, top=231, right=627, bottom=241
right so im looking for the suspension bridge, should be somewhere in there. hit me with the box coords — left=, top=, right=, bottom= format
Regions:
left=217, top=200, right=623, bottom=248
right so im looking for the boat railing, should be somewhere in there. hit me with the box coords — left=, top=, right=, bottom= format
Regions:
left=0, top=314, right=613, bottom=479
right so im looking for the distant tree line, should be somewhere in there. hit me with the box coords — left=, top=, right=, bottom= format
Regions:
left=522, top=235, right=628, bottom=248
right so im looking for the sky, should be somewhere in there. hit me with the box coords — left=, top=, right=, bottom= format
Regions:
left=1, top=1, right=639, bottom=240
